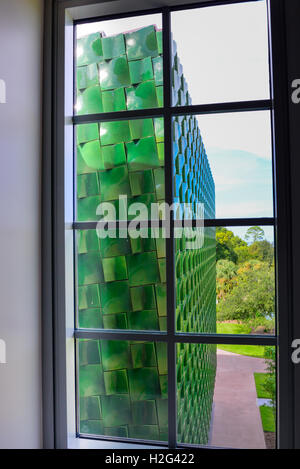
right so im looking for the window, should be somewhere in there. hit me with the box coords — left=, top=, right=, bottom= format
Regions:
left=44, top=0, right=294, bottom=450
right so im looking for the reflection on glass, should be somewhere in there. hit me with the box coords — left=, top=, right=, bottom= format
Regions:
left=172, top=1, right=270, bottom=105
left=78, top=339, right=168, bottom=440
left=76, top=15, right=163, bottom=115
left=176, top=225, right=275, bottom=335
left=177, top=344, right=276, bottom=449
left=77, top=229, right=166, bottom=331
left=76, top=118, right=165, bottom=222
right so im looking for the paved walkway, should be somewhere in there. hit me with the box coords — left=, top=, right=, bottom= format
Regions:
left=210, top=349, right=267, bottom=449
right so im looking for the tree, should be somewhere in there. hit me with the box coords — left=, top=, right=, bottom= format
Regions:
left=248, top=240, right=274, bottom=266
left=245, top=226, right=265, bottom=244
left=216, top=260, right=237, bottom=300
left=216, top=227, right=247, bottom=263
left=217, top=260, right=275, bottom=321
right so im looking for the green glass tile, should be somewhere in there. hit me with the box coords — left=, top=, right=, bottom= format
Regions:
left=78, top=252, right=104, bottom=285
left=155, top=284, right=166, bottom=317
left=126, top=136, right=160, bottom=171
left=77, top=66, right=87, bottom=90
left=77, top=123, right=99, bottom=145
left=102, top=255, right=128, bottom=282
left=154, top=168, right=165, bottom=200
left=158, top=258, right=166, bottom=283
left=78, top=284, right=101, bottom=310
left=126, top=81, right=158, bottom=110
left=128, top=425, right=159, bottom=440
left=125, top=26, right=158, bottom=60
left=129, top=118, right=154, bottom=140
left=129, top=170, right=154, bottom=196
left=99, top=56, right=130, bottom=90
left=131, top=342, right=157, bottom=368
left=85, top=63, right=99, bottom=88
left=128, top=57, right=154, bottom=84
left=156, top=85, right=164, bottom=107
left=102, top=313, right=128, bottom=330
left=77, top=145, right=97, bottom=175
left=79, top=339, right=101, bottom=366
left=100, top=235, right=131, bottom=258
left=157, top=399, right=168, bottom=427
left=80, top=396, right=101, bottom=420
left=101, top=340, right=131, bottom=371
left=156, top=30, right=163, bottom=55
left=79, top=364, right=105, bottom=397
left=77, top=85, right=103, bottom=115
left=99, top=120, right=131, bottom=146
left=132, top=400, right=157, bottom=425
left=103, top=426, right=128, bottom=438
left=159, top=375, right=168, bottom=399
left=79, top=140, right=102, bottom=170
left=101, top=143, right=126, bottom=170
left=156, top=342, right=168, bottom=375
left=102, top=34, right=125, bottom=60
left=100, top=281, right=131, bottom=314
left=128, top=310, right=159, bottom=331
left=80, top=420, right=104, bottom=435
left=152, top=56, right=163, bottom=86
left=157, top=142, right=165, bottom=165
left=102, top=88, right=126, bottom=112
left=101, top=395, right=131, bottom=426
left=130, top=285, right=156, bottom=311
left=78, top=308, right=103, bottom=329
left=104, top=370, right=129, bottom=395
left=127, top=252, right=160, bottom=286
left=154, top=117, right=164, bottom=143
left=129, top=194, right=157, bottom=218
left=77, top=33, right=103, bottom=67
left=78, top=230, right=100, bottom=254
left=159, top=316, right=167, bottom=331
left=99, top=165, right=131, bottom=202
left=77, top=173, right=99, bottom=199
left=128, top=368, right=161, bottom=401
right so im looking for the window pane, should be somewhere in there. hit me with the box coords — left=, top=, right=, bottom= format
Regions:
left=176, top=226, right=275, bottom=335
left=177, top=343, right=276, bottom=449
left=171, top=1, right=270, bottom=105
left=76, top=118, right=165, bottom=221
left=78, top=339, right=168, bottom=441
left=76, top=229, right=166, bottom=331
left=75, top=14, right=163, bottom=115
left=173, top=111, right=273, bottom=219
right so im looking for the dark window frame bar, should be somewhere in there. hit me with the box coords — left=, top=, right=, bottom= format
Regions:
left=44, top=0, right=295, bottom=450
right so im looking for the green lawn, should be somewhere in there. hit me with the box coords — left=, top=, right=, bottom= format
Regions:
left=259, top=405, right=276, bottom=433
left=217, top=322, right=265, bottom=358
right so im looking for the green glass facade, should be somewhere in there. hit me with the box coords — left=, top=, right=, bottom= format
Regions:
left=76, top=24, right=216, bottom=445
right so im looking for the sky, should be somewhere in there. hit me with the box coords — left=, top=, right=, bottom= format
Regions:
left=77, top=1, right=273, bottom=243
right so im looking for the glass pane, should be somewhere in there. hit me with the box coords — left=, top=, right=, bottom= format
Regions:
left=176, top=225, right=275, bottom=335
left=171, top=1, right=270, bottom=105
left=173, top=111, right=273, bottom=220
left=76, top=118, right=165, bottom=221
left=77, top=229, right=166, bottom=331
left=78, top=339, right=168, bottom=441
left=177, top=343, right=276, bottom=449
left=75, top=14, right=163, bottom=115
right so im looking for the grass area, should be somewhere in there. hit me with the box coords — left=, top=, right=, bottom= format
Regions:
left=217, top=322, right=252, bottom=335
left=217, top=322, right=265, bottom=358
left=259, top=405, right=276, bottom=433
left=254, top=372, right=273, bottom=398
